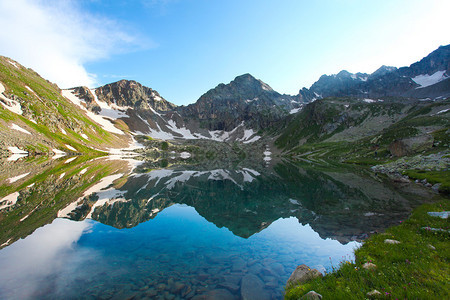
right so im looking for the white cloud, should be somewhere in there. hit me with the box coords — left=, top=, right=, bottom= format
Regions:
left=0, top=218, right=93, bottom=299
left=0, top=0, right=149, bottom=88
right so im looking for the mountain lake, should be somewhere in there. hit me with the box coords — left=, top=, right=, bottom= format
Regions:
left=0, top=155, right=435, bottom=299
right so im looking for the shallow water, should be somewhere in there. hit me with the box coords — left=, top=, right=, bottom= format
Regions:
left=0, top=156, right=431, bottom=299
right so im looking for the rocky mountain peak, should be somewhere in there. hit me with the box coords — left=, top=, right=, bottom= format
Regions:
left=370, top=65, right=397, bottom=78
left=72, top=86, right=101, bottom=113
left=298, top=44, right=450, bottom=101
left=336, top=70, right=352, bottom=78
left=193, top=73, right=280, bottom=106
left=231, top=73, right=274, bottom=92
left=400, top=44, right=450, bottom=77
left=95, top=79, right=176, bottom=112
left=176, top=74, right=299, bottom=131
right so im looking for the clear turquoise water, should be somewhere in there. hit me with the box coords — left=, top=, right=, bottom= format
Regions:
left=0, top=205, right=357, bottom=299
left=0, top=159, right=428, bottom=299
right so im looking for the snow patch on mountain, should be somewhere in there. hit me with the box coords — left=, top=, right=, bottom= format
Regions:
left=243, top=135, right=261, bottom=144
left=7, top=60, right=20, bottom=69
left=237, top=129, right=256, bottom=142
left=144, top=118, right=261, bottom=143
left=65, top=144, right=77, bottom=151
left=10, top=124, right=31, bottom=135
left=62, top=90, right=126, bottom=135
left=8, top=172, right=30, bottom=183
left=8, top=147, right=28, bottom=154
left=90, top=89, right=130, bottom=119
left=290, top=107, right=301, bottom=114
left=25, top=86, right=43, bottom=102
left=412, top=70, right=447, bottom=88
left=0, top=192, right=20, bottom=211
left=435, top=108, right=449, bottom=115
left=166, top=120, right=199, bottom=139
left=152, top=92, right=162, bottom=101
left=0, top=82, right=22, bottom=115
left=245, top=97, right=259, bottom=103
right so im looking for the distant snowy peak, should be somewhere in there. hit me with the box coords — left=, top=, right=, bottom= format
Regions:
left=298, top=44, right=450, bottom=101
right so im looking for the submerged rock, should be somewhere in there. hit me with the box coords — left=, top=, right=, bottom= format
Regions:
left=192, top=288, right=235, bottom=300
left=241, top=274, right=269, bottom=300
left=286, top=264, right=322, bottom=287
left=431, top=183, right=442, bottom=193
left=217, top=281, right=240, bottom=293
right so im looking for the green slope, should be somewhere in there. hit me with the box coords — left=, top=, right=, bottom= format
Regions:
left=0, top=56, right=130, bottom=155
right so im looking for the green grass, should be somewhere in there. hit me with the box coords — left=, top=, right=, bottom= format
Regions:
left=0, top=57, right=126, bottom=151
left=285, top=199, right=450, bottom=299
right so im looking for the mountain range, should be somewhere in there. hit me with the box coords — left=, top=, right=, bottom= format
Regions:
left=0, top=44, right=449, bottom=158
left=0, top=44, right=449, bottom=249
left=298, top=45, right=450, bottom=101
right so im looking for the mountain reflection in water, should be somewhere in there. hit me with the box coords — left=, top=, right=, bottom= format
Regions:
left=0, top=156, right=433, bottom=299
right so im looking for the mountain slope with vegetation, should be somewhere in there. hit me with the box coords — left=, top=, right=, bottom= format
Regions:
left=273, top=96, right=449, bottom=193
left=0, top=56, right=130, bottom=156
left=1, top=44, right=449, bottom=158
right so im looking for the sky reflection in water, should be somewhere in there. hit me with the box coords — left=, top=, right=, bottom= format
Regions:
left=0, top=204, right=358, bottom=299
left=1, top=156, right=429, bottom=299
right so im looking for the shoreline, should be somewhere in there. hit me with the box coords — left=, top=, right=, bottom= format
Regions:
left=285, top=196, right=449, bottom=299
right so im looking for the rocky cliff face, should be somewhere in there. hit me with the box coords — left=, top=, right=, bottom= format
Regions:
left=398, top=45, right=450, bottom=77
left=95, top=79, right=176, bottom=113
left=177, top=74, right=303, bottom=131
left=64, top=78, right=268, bottom=143
left=298, top=45, right=450, bottom=101
left=72, top=86, right=101, bottom=113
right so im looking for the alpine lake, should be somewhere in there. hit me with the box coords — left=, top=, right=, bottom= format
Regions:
left=0, top=153, right=436, bottom=300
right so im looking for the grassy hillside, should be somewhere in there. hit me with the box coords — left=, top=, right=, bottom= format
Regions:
left=273, top=97, right=449, bottom=193
left=0, top=56, right=129, bottom=155
left=274, top=97, right=449, bottom=160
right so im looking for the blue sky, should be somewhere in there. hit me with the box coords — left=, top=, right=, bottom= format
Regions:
left=0, top=0, right=448, bottom=105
